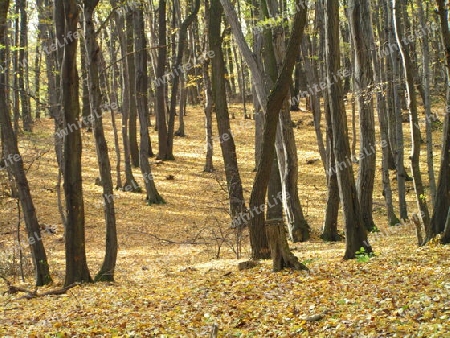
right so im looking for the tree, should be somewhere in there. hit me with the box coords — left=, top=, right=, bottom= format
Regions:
left=209, top=0, right=246, bottom=229
left=126, top=8, right=139, bottom=168
left=134, top=3, right=165, bottom=205
left=167, top=0, right=201, bottom=158
left=392, top=0, right=430, bottom=240
left=155, top=0, right=172, bottom=160
left=83, top=0, right=118, bottom=282
left=60, top=0, right=92, bottom=286
left=429, top=0, right=450, bottom=243
left=111, top=0, right=140, bottom=192
left=348, top=0, right=376, bottom=232
left=325, top=0, right=371, bottom=258
left=0, top=0, right=52, bottom=286
left=221, top=0, right=309, bottom=266
left=18, top=0, right=32, bottom=131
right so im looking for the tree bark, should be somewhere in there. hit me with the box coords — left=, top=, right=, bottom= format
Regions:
left=18, top=0, right=32, bottom=131
left=393, top=0, right=431, bottom=238
left=416, top=0, right=436, bottom=208
left=167, top=0, right=200, bottom=159
left=348, top=0, right=377, bottom=232
left=60, top=0, right=92, bottom=286
left=111, top=0, right=140, bottom=192
left=0, top=0, right=52, bottom=286
left=83, top=0, right=118, bottom=282
left=220, top=0, right=308, bottom=259
left=126, top=9, right=140, bottom=168
left=325, top=0, right=371, bottom=259
left=134, top=4, right=165, bottom=205
left=209, top=0, right=246, bottom=229
left=429, top=0, right=450, bottom=243
left=386, top=0, right=408, bottom=219
left=156, top=0, right=170, bottom=160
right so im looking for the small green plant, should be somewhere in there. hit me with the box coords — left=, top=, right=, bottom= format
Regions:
left=355, top=247, right=374, bottom=263
left=370, top=225, right=380, bottom=233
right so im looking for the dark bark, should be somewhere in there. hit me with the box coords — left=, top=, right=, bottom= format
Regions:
left=18, top=0, right=32, bottom=131
left=111, top=0, right=140, bottom=192
left=348, top=0, right=377, bottom=232
left=60, top=0, right=92, bottom=286
left=83, top=0, right=118, bottom=282
left=156, top=0, right=170, bottom=160
left=429, top=0, right=450, bottom=243
left=209, top=0, right=246, bottom=227
left=134, top=5, right=165, bottom=205
left=126, top=9, right=139, bottom=168
left=0, top=0, right=52, bottom=286
left=393, top=0, right=431, bottom=238
left=325, top=0, right=371, bottom=259
left=167, top=0, right=200, bottom=159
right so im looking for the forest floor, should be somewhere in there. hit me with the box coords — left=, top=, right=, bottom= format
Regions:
left=1, top=102, right=450, bottom=337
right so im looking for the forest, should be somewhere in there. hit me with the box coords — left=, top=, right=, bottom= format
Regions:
left=0, top=0, right=450, bottom=335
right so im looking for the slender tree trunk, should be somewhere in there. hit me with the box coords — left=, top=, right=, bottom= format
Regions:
left=0, top=0, right=52, bottom=286
left=209, top=0, right=246, bottom=229
left=59, top=0, right=92, bottom=286
left=126, top=9, right=139, bottom=168
left=18, top=0, right=32, bottom=131
left=111, top=0, right=139, bottom=192
left=203, top=53, right=214, bottom=172
left=325, top=0, right=371, bottom=259
left=83, top=0, right=118, bottom=282
left=167, top=0, right=200, bottom=159
left=387, top=0, right=408, bottom=219
left=416, top=0, right=436, bottom=207
left=134, top=5, right=165, bottom=205
left=348, top=0, right=377, bottom=232
left=375, top=0, right=398, bottom=226
left=80, top=32, right=92, bottom=130
left=156, top=0, right=169, bottom=160
left=429, top=0, right=450, bottom=243
left=301, top=34, right=326, bottom=169
left=393, top=0, right=430, bottom=239
left=314, top=0, right=340, bottom=241
left=101, top=34, right=122, bottom=189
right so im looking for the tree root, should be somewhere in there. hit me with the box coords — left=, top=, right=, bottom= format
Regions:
left=1, top=276, right=78, bottom=300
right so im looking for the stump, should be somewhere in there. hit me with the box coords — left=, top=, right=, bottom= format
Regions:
left=266, top=218, right=309, bottom=272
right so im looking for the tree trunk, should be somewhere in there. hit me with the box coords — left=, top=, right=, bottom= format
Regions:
left=126, top=9, right=139, bottom=168
left=220, top=0, right=308, bottom=260
left=429, top=0, right=450, bottom=243
left=156, top=0, right=170, bottom=160
left=60, top=0, right=92, bottom=286
left=209, top=0, right=246, bottom=229
left=102, top=33, right=122, bottom=189
left=134, top=5, right=165, bottom=205
left=111, top=0, right=140, bottom=192
left=375, top=0, right=398, bottom=226
left=393, top=0, right=431, bottom=238
left=167, top=0, right=200, bottom=159
left=265, top=0, right=309, bottom=243
left=322, top=93, right=341, bottom=241
left=387, top=0, right=408, bottom=219
left=0, top=0, right=52, bottom=286
left=325, top=0, right=371, bottom=259
left=203, top=45, right=214, bottom=173
left=348, top=0, right=377, bottom=232
left=416, top=0, right=436, bottom=208
left=83, top=0, right=118, bottom=282
left=18, top=0, right=32, bottom=132
left=80, top=32, right=92, bottom=131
